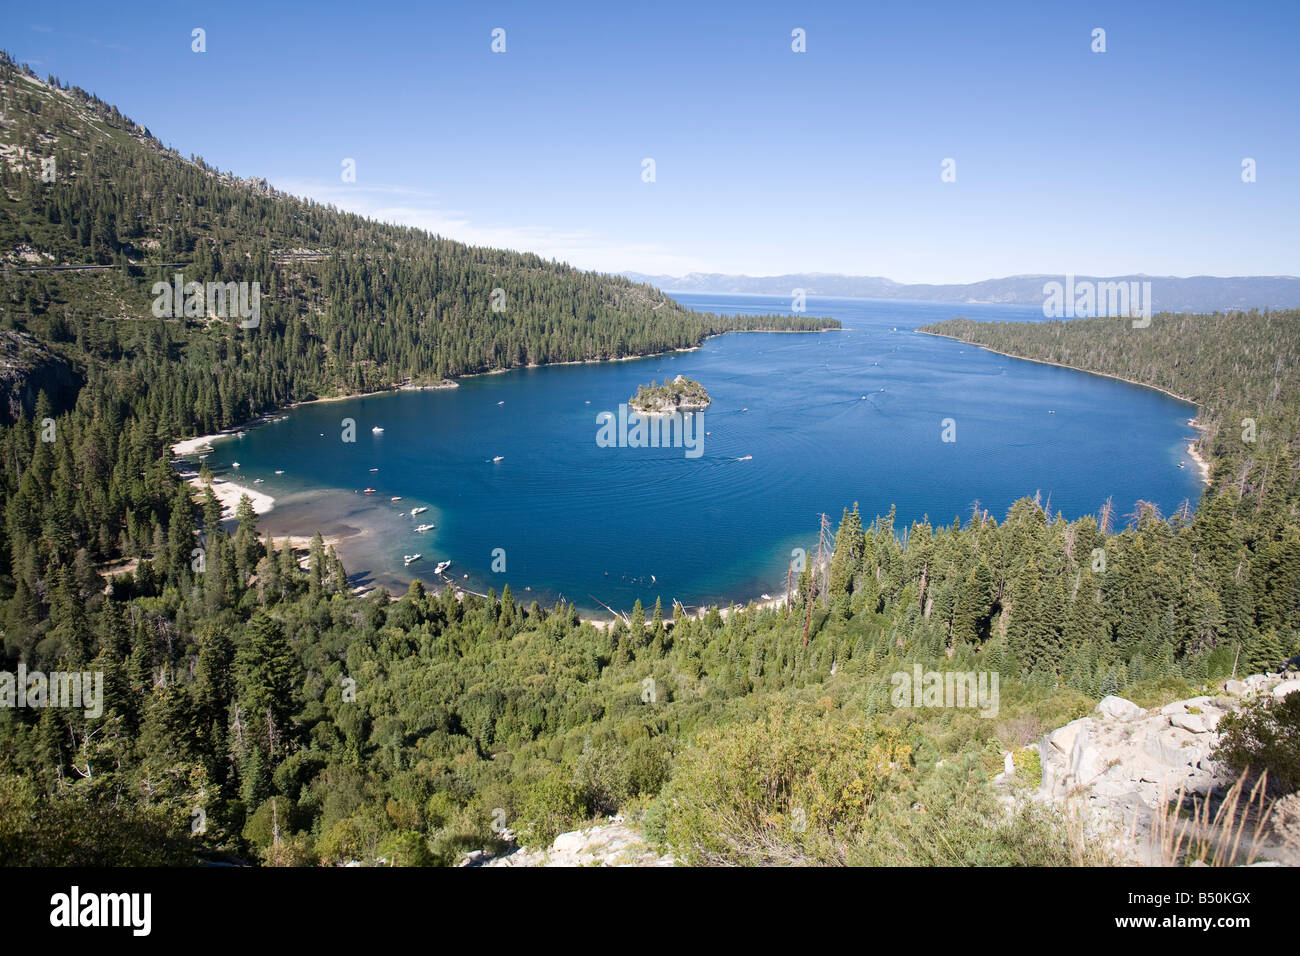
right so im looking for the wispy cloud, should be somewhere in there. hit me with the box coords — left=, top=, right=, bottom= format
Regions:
left=270, top=178, right=715, bottom=276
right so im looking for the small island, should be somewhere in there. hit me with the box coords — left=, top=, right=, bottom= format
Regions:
left=629, top=374, right=712, bottom=414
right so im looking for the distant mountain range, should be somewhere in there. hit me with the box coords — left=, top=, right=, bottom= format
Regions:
left=622, top=272, right=1300, bottom=314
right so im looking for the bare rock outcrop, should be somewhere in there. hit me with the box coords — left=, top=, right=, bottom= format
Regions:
left=464, top=820, right=674, bottom=868
left=1036, top=671, right=1300, bottom=864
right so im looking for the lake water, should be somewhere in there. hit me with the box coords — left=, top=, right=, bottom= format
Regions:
left=199, top=294, right=1205, bottom=614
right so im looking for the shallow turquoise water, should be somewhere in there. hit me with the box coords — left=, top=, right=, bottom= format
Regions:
left=197, top=294, right=1204, bottom=614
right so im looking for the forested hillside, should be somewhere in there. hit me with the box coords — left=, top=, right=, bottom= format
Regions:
left=0, top=53, right=835, bottom=424
left=0, top=53, right=1296, bottom=867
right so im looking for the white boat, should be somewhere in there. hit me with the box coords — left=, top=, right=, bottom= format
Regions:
left=404, top=554, right=421, bottom=566
left=253, top=478, right=263, bottom=484
left=492, top=456, right=504, bottom=462
left=761, top=594, right=772, bottom=601
left=434, top=560, right=451, bottom=575
left=411, top=506, right=428, bottom=515
left=373, top=426, right=384, bottom=433
left=415, top=524, right=435, bottom=533
left=231, top=462, right=240, bottom=468
left=274, top=470, right=284, bottom=475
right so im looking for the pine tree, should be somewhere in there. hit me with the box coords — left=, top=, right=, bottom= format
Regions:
left=629, top=599, right=646, bottom=648
left=829, top=504, right=864, bottom=596
left=308, top=532, right=325, bottom=601
left=500, top=583, right=515, bottom=627
left=235, top=611, right=296, bottom=758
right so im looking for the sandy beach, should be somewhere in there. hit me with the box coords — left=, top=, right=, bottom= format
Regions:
left=1185, top=419, right=1212, bottom=486
left=1186, top=443, right=1211, bottom=486
left=175, top=466, right=275, bottom=519
left=171, top=428, right=275, bottom=517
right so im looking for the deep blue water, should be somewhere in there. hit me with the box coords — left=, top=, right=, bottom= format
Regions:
left=196, top=294, right=1205, bottom=614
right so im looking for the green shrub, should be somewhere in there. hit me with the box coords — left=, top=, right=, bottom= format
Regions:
left=849, top=757, right=1110, bottom=866
left=242, top=796, right=300, bottom=849
left=516, top=770, right=586, bottom=847
left=1125, top=675, right=1200, bottom=709
left=658, top=704, right=909, bottom=865
left=316, top=807, right=385, bottom=864
left=378, top=830, right=435, bottom=866
left=1213, top=691, right=1300, bottom=793
left=263, top=832, right=317, bottom=866
left=0, top=775, right=193, bottom=866
left=1012, top=747, right=1042, bottom=788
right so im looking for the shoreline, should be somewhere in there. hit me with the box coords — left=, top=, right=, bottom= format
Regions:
left=1185, top=426, right=1212, bottom=487
left=174, top=465, right=276, bottom=519
left=585, top=591, right=790, bottom=629
left=628, top=403, right=711, bottom=416
left=914, top=329, right=1205, bottom=407
left=165, top=329, right=819, bottom=614
left=169, top=326, right=833, bottom=456
left=168, top=324, right=1209, bottom=616
left=917, top=329, right=1214, bottom=486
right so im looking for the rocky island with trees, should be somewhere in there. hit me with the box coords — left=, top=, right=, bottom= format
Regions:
left=629, top=375, right=712, bottom=414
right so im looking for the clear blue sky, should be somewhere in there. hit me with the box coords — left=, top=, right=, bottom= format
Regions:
left=6, top=0, right=1298, bottom=282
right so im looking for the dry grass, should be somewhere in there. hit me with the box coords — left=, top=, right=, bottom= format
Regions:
left=1271, top=792, right=1300, bottom=853
left=997, top=714, right=1044, bottom=749
left=1151, top=770, right=1275, bottom=866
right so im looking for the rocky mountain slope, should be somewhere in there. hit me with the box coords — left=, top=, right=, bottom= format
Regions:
left=0, top=329, right=82, bottom=423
